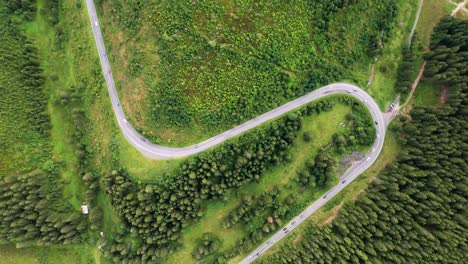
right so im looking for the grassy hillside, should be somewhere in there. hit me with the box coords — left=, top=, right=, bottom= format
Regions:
left=100, top=0, right=399, bottom=145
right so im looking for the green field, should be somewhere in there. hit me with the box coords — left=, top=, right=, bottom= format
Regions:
left=0, top=244, right=100, bottom=264
left=100, top=0, right=400, bottom=145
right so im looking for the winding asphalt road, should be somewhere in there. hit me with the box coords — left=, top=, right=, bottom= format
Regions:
left=86, top=0, right=389, bottom=160
left=85, top=0, right=395, bottom=262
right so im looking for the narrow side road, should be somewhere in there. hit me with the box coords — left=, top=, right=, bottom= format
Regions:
left=409, top=0, right=424, bottom=46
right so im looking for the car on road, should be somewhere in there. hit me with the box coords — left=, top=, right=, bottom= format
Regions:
left=342, top=180, right=346, bottom=184
left=372, top=148, right=375, bottom=152
left=366, top=157, right=371, bottom=161
left=375, top=121, right=378, bottom=125
left=123, top=118, right=127, bottom=124
left=390, top=102, right=396, bottom=109
left=94, top=21, right=98, bottom=26
left=282, top=227, right=287, bottom=231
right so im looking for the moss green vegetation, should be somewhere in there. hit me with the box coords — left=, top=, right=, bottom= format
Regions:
left=100, top=0, right=398, bottom=145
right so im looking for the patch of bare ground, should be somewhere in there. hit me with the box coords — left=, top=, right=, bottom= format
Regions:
left=439, top=86, right=448, bottom=105
left=322, top=202, right=344, bottom=225
left=282, top=69, right=295, bottom=77
left=450, top=0, right=468, bottom=16
left=293, top=234, right=303, bottom=243
left=367, top=63, right=376, bottom=87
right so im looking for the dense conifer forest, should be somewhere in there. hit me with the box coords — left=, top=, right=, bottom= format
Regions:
left=0, top=6, right=87, bottom=247
left=258, top=17, right=467, bottom=264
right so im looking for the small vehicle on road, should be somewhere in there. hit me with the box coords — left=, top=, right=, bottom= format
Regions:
left=366, top=157, right=371, bottom=161
left=372, top=148, right=376, bottom=152
left=123, top=118, right=127, bottom=124
left=282, top=227, right=287, bottom=231
left=342, top=180, right=346, bottom=184
left=375, top=121, right=378, bottom=125
left=389, top=102, right=396, bottom=109
left=94, top=21, right=98, bottom=26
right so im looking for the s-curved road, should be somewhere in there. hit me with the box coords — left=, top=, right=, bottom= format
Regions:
left=86, top=0, right=395, bottom=262
left=86, top=0, right=389, bottom=160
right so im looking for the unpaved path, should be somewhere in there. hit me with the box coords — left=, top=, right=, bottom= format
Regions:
left=409, top=0, right=424, bottom=46
left=450, top=0, right=468, bottom=16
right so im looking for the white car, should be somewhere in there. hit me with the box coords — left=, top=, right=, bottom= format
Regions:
left=95, top=21, right=98, bottom=26
left=366, top=157, right=371, bottom=161
left=372, top=148, right=375, bottom=152
left=123, top=118, right=128, bottom=124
